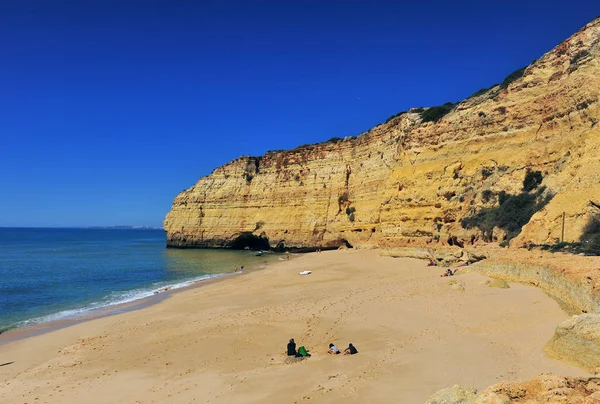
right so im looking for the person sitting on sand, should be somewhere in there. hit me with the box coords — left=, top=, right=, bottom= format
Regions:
left=328, top=343, right=340, bottom=355
left=287, top=338, right=297, bottom=356
left=344, top=343, right=358, bottom=355
left=296, top=345, right=311, bottom=357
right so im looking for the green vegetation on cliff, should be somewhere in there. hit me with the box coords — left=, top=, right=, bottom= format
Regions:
left=582, top=214, right=600, bottom=253
left=420, top=102, right=455, bottom=123
left=461, top=172, right=552, bottom=242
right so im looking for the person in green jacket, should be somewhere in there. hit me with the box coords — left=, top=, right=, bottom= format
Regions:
left=297, top=345, right=311, bottom=357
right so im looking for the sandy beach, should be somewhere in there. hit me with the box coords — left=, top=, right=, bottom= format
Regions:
left=0, top=250, right=588, bottom=403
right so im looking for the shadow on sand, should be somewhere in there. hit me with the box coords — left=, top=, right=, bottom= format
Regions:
left=0, top=362, right=14, bottom=367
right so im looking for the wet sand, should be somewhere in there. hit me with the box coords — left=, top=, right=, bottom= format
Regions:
left=0, top=250, right=588, bottom=403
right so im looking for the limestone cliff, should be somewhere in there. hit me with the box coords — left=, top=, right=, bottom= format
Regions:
left=165, top=18, right=600, bottom=250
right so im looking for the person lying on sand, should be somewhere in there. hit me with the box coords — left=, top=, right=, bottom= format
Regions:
left=328, top=343, right=340, bottom=354
left=344, top=343, right=358, bottom=355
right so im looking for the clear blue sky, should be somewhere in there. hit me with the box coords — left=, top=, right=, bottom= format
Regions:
left=0, top=1, right=597, bottom=227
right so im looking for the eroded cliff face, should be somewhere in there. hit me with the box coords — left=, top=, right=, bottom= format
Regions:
left=165, top=18, right=600, bottom=250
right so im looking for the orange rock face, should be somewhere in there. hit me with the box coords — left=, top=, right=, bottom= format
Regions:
left=428, top=373, right=600, bottom=403
left=165, top=18, right=600, bottom=250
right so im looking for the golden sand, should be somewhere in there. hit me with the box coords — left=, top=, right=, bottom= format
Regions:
left=0, top=250, right=588, bottom=403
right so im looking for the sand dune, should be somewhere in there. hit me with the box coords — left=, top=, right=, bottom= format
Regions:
left=0, top=250, right=588, bottom=403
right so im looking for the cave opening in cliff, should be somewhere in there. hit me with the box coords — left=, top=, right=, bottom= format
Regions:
left=229, top=232, right=270, bottom=251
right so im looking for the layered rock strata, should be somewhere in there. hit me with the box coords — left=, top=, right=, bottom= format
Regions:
left=165, top=18, right=600, bottom=251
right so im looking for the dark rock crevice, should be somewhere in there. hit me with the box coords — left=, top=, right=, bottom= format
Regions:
left=229, top=232, right=270, bottom=251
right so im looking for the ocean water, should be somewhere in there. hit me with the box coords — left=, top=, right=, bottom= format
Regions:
left=0, top=228, right=279, bottom=333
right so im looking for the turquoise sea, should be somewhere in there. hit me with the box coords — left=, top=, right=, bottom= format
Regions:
left=0, top=228, right=279, bottom=334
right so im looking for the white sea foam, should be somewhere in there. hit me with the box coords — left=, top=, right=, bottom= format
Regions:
left=18, top=273, right=225, bottom=327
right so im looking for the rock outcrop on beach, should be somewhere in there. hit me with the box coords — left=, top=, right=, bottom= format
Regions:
left=486, top=278, right=510, bottom=289
left=425, top=384, right=477, bottom=404
left=427, top=373, right=600, bottom=403
left=165, top=18, right=600, bottom=252
left=464, top=250, right=600, bottom=315
left=545, top=314, right=600, bottom=373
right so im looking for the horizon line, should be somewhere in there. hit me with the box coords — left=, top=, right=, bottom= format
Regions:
left=0, top=225, right=164, bottom=229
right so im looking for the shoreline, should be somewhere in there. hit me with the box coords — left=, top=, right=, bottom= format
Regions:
left=0, top=256, right=285, bottom=345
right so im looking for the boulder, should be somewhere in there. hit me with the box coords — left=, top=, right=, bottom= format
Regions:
left=545, top=314, right=600, bottom=373
left=466, top=252, right=487, bottom=263
left=487, top=279, right=510, bottom=289
left=425, top=384, right=477, bottom=404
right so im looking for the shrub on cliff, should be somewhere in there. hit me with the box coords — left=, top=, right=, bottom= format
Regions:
left=346, top=206, right=356, bottom=222
left=326, top=137, right=343, bottom=144
left=420, top=102, right=454, bottom=123
left=499, top=66, right=527, bottom=90
left=571, top=50, right=590, bottom=65
left=481, top=189, right=494, bottom=202
left=468, top=85, right=498, bottom=99
left=469, top=87, right=490, bottom=98
left=461, top=187, right=553, bottom=242
left=523, top=170, right=543, bottom=192
left=385, top=111, right=407, bottom=124
left=580, top=215, right=600, bottom=255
